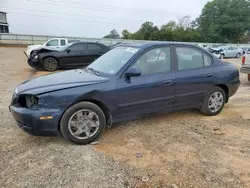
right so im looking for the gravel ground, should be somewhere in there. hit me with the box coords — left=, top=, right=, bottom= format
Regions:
left=0, top=47, right=250, bottom=188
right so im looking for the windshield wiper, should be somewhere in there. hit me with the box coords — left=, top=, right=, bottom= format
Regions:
left=86, top=67, right=100, bottom=76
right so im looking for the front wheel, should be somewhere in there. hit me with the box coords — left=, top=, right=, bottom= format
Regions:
left=200, top=87, right=226, bottom=116
left=220, top=54, right=225, bottom=59
left=60, top=102, right=106, bottom=145
left=248, top=74, right=250, bottom=82
left=43, top=57, right=58, bottom=71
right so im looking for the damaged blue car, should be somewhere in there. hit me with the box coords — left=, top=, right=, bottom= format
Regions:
left=10, top=42, right=240, bottom=144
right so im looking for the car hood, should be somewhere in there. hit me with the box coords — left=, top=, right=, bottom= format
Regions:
left=28, top=44, right=42, bottom=49
left=15, top=69, right=109, bottom=95
left=37, top=47, right=61, bottom=53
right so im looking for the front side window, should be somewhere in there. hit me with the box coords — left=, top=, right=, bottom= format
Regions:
left=176, top=47, right=212, bottom=70
left=131, top=47, right=171, bottom=75
left=46, top=39, right=59, bottom=46
left=87, top=47, right=139, bottom=75
left=88, top=44, right=102, bottom=50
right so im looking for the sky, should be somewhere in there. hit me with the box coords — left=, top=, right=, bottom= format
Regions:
left=0, top=0, right=210, bottom=38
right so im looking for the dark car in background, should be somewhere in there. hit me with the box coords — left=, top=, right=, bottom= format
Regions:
left=10, top=42, right=240, bottom=144
left=28, top=42, right=110, bottom=71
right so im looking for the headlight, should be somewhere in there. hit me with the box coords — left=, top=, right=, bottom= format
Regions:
left=34, top=55, right=38, bottom=59
left=14, top=87, right=18, bottom=94
left=25, top=95, right=38, bottom=108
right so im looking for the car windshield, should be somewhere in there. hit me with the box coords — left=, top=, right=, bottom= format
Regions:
left=87, top=46, right=140, bottom=75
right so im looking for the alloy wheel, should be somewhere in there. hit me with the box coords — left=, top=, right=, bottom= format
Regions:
left=208, top=91, right=224, bottom=113
left=44, top=58, right=57, bottom=71
left=68, top=109, right=100, bottom=140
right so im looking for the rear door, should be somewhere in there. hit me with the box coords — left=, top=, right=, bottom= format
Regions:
left=231, top=46, right=239, bottom=57
left=59, top=43, right=87, bottom=68
left=174, top=45, right=216, bottom=110
left=227, top=47, right=235, bottom=57
left=60, top=39, right=66, bottom=47
left=83, top=43, right=107, bottom=66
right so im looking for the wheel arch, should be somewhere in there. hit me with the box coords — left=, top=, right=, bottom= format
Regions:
left=58, top=98, right=111, bottom=131
left=215, top=84, right=229, bottom=103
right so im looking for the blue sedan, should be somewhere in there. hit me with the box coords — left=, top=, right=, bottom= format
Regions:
left=10, top=43, right=240, bottom=144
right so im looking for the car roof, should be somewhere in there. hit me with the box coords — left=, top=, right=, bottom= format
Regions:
left=119, top=42, right=200, bottom=49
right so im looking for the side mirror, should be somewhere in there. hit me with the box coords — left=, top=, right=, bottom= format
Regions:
left=125, top=67, right=141, bottom=77
left=67, top=49, right=71, bottom=53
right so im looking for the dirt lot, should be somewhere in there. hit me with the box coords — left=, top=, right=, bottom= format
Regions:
left=0, top=47, right=250, bottom=188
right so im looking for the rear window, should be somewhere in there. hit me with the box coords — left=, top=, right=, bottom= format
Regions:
left=176, top=47, right=212, bottom=70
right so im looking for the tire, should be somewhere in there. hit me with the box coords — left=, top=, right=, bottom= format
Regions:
left=248, top=74, right=250, bottom=82
left=200, top=87, right=226, bottom=116
left=220, top=54, right=225, bottom=59
left=60, top=102, right=106, bottom=145
left=236, top=53, right=241, bottom=58
left=43, top=57, right=58, bottom=71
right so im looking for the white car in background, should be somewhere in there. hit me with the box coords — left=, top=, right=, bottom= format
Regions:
left=211, top=46, right=243, bottom=59
left=25, top=38, right=68, bottom=57
left=240, top=47, right=250, bottom=81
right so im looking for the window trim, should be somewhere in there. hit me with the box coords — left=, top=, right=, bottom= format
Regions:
left=120, top=45, right=174, bottom=78
left=173, top=45, right=214, bottom=71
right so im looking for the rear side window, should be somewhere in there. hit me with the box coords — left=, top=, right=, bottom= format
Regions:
left=61, top=39, right=66, bottom=46
left=69, top=44, right=86, bottom=51
left=88, top=44, right=102, bottom=50
left=176, top=47, right=212, bottom=70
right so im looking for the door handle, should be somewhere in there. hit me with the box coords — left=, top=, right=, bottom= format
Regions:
left=163, top=80, right=172, bottom=86
left=207, top=74, right=213, bottom=78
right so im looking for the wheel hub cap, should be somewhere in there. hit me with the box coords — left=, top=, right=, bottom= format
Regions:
left=68, top=110, right=100, bottom=140
left=208, top=91, right=224, bottom=113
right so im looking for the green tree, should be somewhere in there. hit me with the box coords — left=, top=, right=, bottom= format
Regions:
left=198, top=0, right=250, bottom=43
left=131, top=22, right=159, bottom=40
left=122, top=29, right=131, bottom=39
left=103, top=29, right=120, bottom=39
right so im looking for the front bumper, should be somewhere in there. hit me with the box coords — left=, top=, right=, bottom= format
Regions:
left=240, top=67, right=250, bottom=74
left=10, top=105, right=62, bottom=136
left=27, top=58, right=43, bottom=69
left=213, top=53, right=221, bottom=58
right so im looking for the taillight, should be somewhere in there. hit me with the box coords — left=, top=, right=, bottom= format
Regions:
left=242, top=56, right=246, bottom=65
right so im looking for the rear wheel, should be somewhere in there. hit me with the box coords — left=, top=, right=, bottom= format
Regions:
left=200, top=87, right=226, bottom=116
left=43, top=57, right=58, bottom=71
left=220, top=54, right=225, bottom=59
left=236, top=53, right=241, bottom=58
left=60, top=102, right=106, bottom=145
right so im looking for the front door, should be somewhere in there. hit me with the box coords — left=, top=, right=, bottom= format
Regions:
left=60, top=43, right=87, bottom=68
left=115, top=46, right=176, bottom=120
left=174, top=46, right=216, bottom=110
